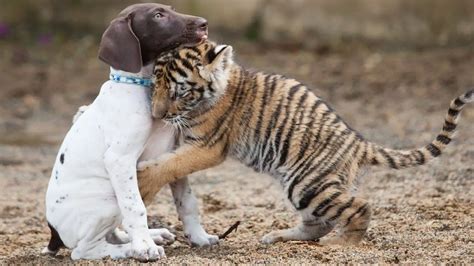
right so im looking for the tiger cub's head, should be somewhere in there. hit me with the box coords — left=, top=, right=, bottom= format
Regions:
left=151, top=40, right=234, bottom=121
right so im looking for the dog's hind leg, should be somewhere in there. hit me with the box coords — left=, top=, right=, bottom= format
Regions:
left=72, top=237, right=166, bottom=261
left=72, top=222, right=165, bottom=261
left=72, top=239, right=132, bottom=260
left=41, top=223, right=65, bottom=255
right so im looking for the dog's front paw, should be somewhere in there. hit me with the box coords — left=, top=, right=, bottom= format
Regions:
left=186, top=228, right=220, bottom=247
left=150, top=228, right=176, bottom=245
left=130, top=237, right=165, bottom=262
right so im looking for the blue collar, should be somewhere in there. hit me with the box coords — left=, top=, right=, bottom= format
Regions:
left=109, top=73, right=152, bottom=87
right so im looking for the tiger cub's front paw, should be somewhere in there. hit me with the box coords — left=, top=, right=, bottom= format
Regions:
left=137, top=153, right=175, bottom=171
left=137, top=160, right=157, bottom=171
left=137, top=168, right=160, bottom=205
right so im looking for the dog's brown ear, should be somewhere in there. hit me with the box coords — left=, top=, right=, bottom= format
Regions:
left=98, top=15, right=142, bottom=73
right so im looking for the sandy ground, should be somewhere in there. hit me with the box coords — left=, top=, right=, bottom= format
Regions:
left=0, top=44, right=473, bottom=264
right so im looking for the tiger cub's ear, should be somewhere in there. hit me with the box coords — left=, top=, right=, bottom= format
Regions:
left=205, top=45, right=233, bottom=72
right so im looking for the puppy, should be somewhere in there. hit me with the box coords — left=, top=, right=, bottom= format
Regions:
left=43, top=4, right=212, bottom=261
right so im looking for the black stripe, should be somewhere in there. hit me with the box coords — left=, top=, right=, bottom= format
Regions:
left=426, top=143, right=441, bottom=157
left=175, top=64, right=188, bottom=78
left=187, top=81, right=197, bottom=87
left=189, top=104, right=214, bottom=121
left=184, top=51, right=200, bottom=62
left=181, top=58, right=194, bottom=72
left=443, top=120, right=456, bottom=132
left=249, top=76, right=275, bottom=167
left=312, top=191, right=342, bottom=217
left=310, top=109, right=334, bottom=146
left=208, top=126, right=230, bottom=148
left=166, top=71, right=178, bottom=84
left=448, top=108, right=460, bottom=116
left=297, top=181, right=340, bottom=210
left=436, top=135, right=451, bottom=145
left=204, top=92, right=237, bottom=146
left=293, top=93, right=311, bottom=133
left=206, top=79, right=216, bottom=93
left=185, top=134, right=205, bottom=143
left=238, top=75, right=259, bottom=160
left=286, top=133, right=338, bottom=201
left=349, top=142, right=362, bottom=169
left=289, top=128, right=344, bottom=184
left=292, top=165, right=333, bottom=204
left=297, top=135, right=357, bottom=196
left=206, top=71, right=247, bottom=147
left=187, top=46, right=201, bottom=54
left=286, top=136, right=332, bottom=200
left=168, top=60, right=178, bottom=71
left=294, top=100, right=325, bottom=166
left=206, top=47, right=218, bottom=63
left=370, top=143, right=379, bottom=165
left=202, top=70, right=244, bottom=145
left=251, top=76, right=283, bottom=168
left=453, top=97, right=465, bottom=107
left=261, top=82, right=284, bottom=169
left=331, top=116, right=341, bottom=124
left=344, top=203, right=368, bottom=226
left=300, top=130, right=355, bottom=181
left=281, top=95, right=312, bottom=170
left=300, top=140, right=340, bottom=182
left=465, top=90, right=474, bottom=99
left=253, top=75, right=273, bottom=142
left=327, top=197, right=355, bottom=221
left=359, top=143, right=368, bottom=166
left=274, top=85, right=306, bottom=169
left=415, top=150, right=425, bottom=165
left=378, top=148, right=398, bottom=169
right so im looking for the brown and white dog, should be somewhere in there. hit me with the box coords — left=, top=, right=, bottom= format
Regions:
left=43, top=4, right=216, bottom=261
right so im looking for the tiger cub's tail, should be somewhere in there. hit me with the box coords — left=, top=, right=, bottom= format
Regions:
left=365, top=89, right=473, bottom=169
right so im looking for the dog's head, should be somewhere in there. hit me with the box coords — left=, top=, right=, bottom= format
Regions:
left=98, top=3, right=208, bottom=73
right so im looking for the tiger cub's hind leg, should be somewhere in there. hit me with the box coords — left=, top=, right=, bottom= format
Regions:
left=318, top=195, right=371, bottom=245
left=261, top=219, right=334, bottom=244
left=262, top=183, right=370, bottom=245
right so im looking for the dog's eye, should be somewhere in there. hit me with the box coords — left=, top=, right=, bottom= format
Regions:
left=154, top=12, right=164, bottom=19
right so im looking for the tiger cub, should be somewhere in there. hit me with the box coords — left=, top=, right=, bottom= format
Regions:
left=137, top=40, right=473, bottom=245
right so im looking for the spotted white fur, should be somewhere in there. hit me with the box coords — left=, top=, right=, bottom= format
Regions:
left=44, top=65, right=217, bottom=261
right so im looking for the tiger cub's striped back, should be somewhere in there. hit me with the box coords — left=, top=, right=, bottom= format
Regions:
left=144, top=40, right=473, bottom=245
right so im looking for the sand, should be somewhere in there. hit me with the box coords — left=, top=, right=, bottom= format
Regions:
left=0, top=44, right=473, bottom=264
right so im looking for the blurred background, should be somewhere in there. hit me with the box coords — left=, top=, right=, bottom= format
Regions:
left=1, top=0, right=474, bottom=140
left=1, top=1, right=474, bottom=263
